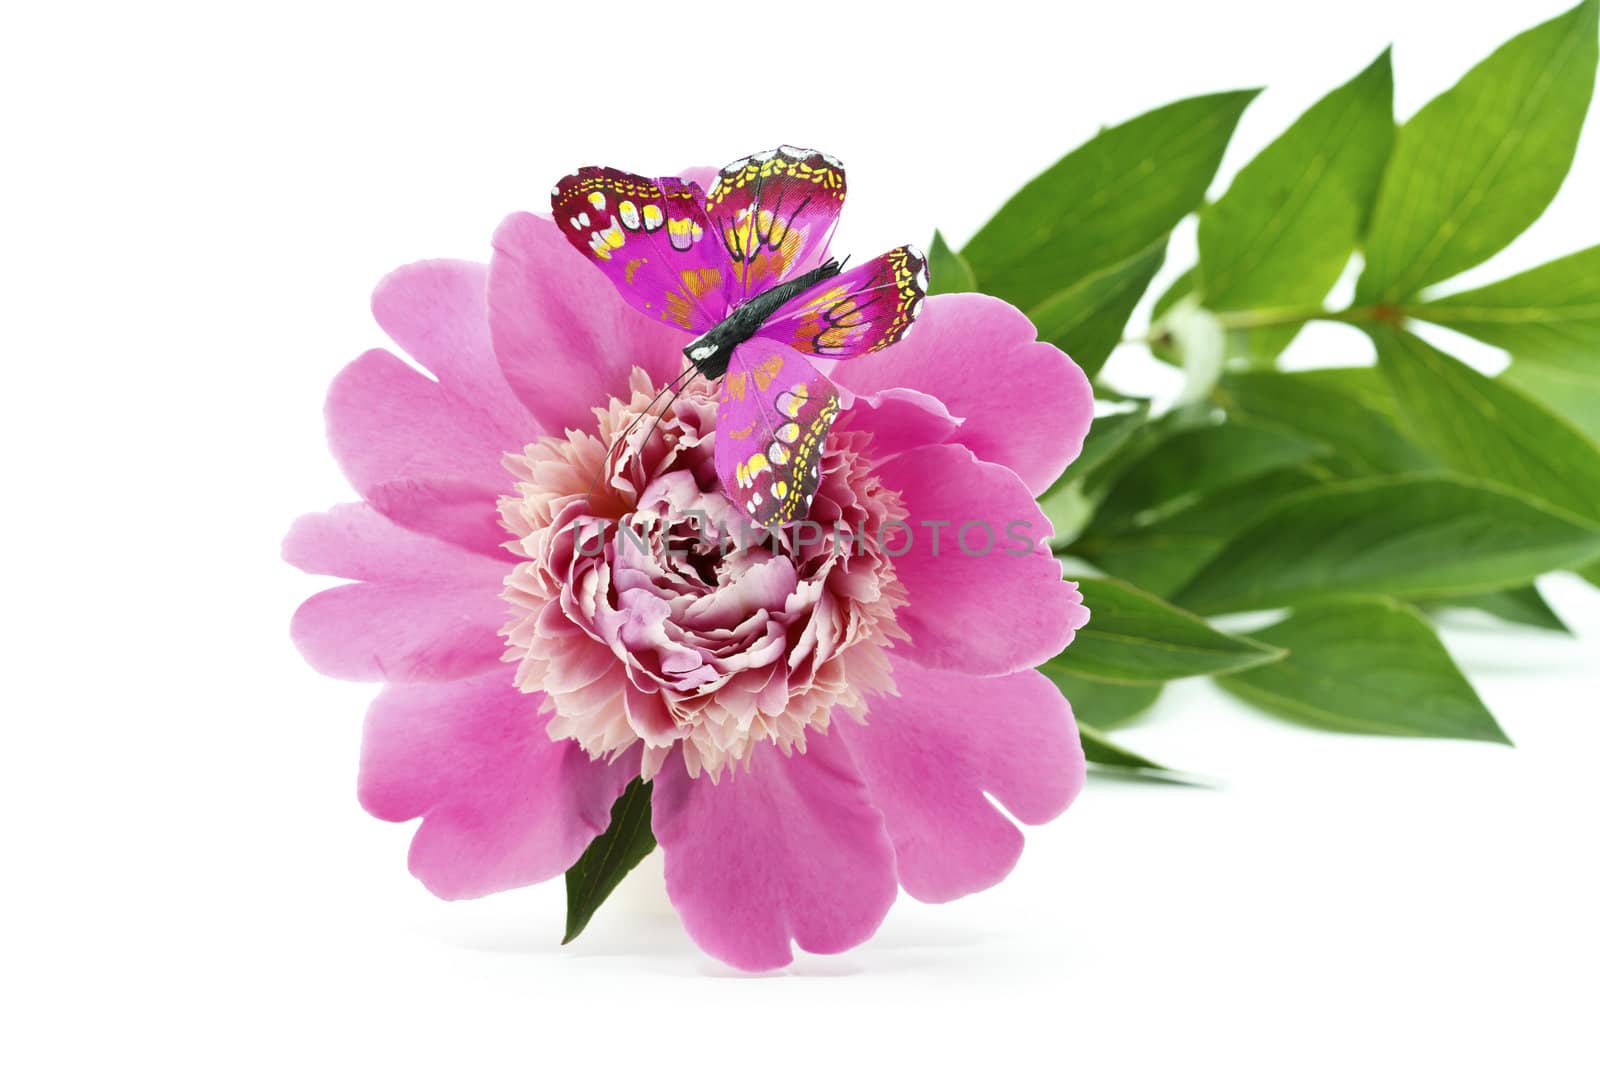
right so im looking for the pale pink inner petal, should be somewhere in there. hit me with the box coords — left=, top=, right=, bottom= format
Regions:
left=499, top=368, right=909, bottom=780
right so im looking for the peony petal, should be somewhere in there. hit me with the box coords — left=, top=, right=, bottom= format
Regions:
left=285, top=503, right=509, bottom=682
left=839, top=656, right=1084, bottom=902
left=359, top=670, right=638, bottom=900
left=872, top=444, right=1089, bottom=676
left=653, top=731, right=897, bottom=971
left=327, top=261, right=539, bottom=554
left=836, top=385, right=962, bottom=461
left=327, top=348, right=520, bottom=493
left=363, top=478, right=513, bottom=560
left=372, top=259, right=533, bottom=429
left=831, top=293, right=1093, bottom=495
left=488, top=212, right=686, bottom=436
left=677, top=165, right=719, bottom=190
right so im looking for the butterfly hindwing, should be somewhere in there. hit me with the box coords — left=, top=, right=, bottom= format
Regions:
left=551, top=168, right=731, bottom=333
left=712, top=340, right=840, bottom=529
left=755, top=245, right=929, bottom=359
left=705, top=146, right=847, bottom=306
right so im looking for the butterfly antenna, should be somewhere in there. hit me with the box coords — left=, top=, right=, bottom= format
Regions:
left=584, top=362, right=700, bottom=507
left=628, top=363, right=705, bottom=475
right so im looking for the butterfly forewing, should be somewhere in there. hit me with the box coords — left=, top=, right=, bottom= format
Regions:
left=551, top=168, right=731, bottom=333
left=705, top=147, right=847, bottom=307
left=756, top=245, right=929, bottom=359
left=712, top=340, right=840, bottom=529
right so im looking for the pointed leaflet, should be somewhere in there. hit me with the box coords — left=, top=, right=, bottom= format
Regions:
left=1053, top=576, right=1284, bottom=685
left=962, top=90, right=1259, bottom=312
left=1411, top=244, right=1600, bottom=364
left=1075, top=467, right=1326, bottom=599
left=1197, top=49, right=1394, bottom=358
left=1357, top=0, right=1599, bottom=302
left=1216, top=370, right=1437, bottom=477
left=1501, top=357, right=1600, bottom=444
left=563, top=777, right=656, bottom=945
left=1176, top=475, right=1600, bottom=614
left=926, top=230, right=976, bottom=295
left=1424, top=586, right=1571, bottom=634
left=1029, top=240, right=1167, bottom=376
left=1085, top=419, right=1327, bottom=535
left=1371, top=326, right=1600, bottom=525
left=1408, top=245, right=1600, bottom=441
left=1040, top=669, right=1165, bottom=731
left=1075, top=722, right=1181, bottom=777
left=1216, top=596, right=1509, bottom=743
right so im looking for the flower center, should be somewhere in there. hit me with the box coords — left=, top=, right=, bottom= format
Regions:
left=498, top=367, right=907, bottom=780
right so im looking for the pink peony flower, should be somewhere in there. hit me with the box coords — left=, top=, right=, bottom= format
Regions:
left=285, top=207, right=1095, bottom=971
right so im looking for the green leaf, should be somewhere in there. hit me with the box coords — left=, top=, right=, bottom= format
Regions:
left=1216, top=370, right=1436, bottom=477
left=1407, top=245, right=1600, bottom=444
left=1274, top=365, right=1404, bottom=416
left=1075, top=467, right=1326, bottom=598
left=1088, top=418, right=1327, bottom=534
left=1176, top=474, right=1600, bottom=614
left=1357, top=0, right=1599, bottom=302
left=1198, top=49, right=1395, bottom=322
left=1216, top=596, right=1509, bottom=743
left=1076, top=721, right=1174, bottom=775
left=1041, top=668, right=1164, bottom=730
left=1371, top=326, right=1600, bottom=524
left=1053, top=576, right=1284, bottom=684
left=562, top=777, right=655, bottom=945
left=1424, top=585, right=1571, bottom=633
left=1030, top=240, right=1166, bottom=376
left=963, top=90, right=1259, bottom=311
left=1068, top=404, right=1152, bottom=484
left=1151, top=268, right=1196, bottom=325
left=1501, top=356, right=1600, bottom=445
left=1039, top=404, right=1151, bottom=544
left=1411, top=245, right=1600, bottom=364
left=926, top=230, right=977, bottom=295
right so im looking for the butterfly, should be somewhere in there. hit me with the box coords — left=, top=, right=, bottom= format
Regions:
left=550, top=145, right=928, bottom=529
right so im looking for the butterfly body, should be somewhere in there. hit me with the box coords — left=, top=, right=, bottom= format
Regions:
left=682, top=259, right=844, bottom=378
left=551, top=146, right=928, bottom=527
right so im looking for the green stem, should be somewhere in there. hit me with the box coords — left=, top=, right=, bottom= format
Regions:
left=1121, top=304, right=1394, bottom=348
left=1211, top=304, right=1381, bottom=330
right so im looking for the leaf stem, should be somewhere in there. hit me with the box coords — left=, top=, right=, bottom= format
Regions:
left=1210, top=304, right=1383, bottom=330
left=1121, top=303, right=1393, bottom=346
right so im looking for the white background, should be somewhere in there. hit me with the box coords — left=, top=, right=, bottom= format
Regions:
left=4, top=1, right=1597, bottom=1063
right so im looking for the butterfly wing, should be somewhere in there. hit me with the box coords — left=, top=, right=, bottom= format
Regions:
left=551, top=168, right=730, bottom=333
left=754, top=245, right=929, bottom=359
left=705, top=146, right=847, bottom=307
left=713, top=340, right=840, bottom=529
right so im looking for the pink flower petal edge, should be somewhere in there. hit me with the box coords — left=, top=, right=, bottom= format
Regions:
left=488, top=212, right=684, bottom=436
left=841, top=655, right=1084, bottom=902
left=831, top=292, right=1094, bottom=496
left=652, top=728, right=898, bottom=971
left=288, top=208, right=1100, bottom=971
left=872, top=443, right=1090, bottom=676
left=359, top=670, right=639, bottom=900
left=285, top=503, right=510, bottom=683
